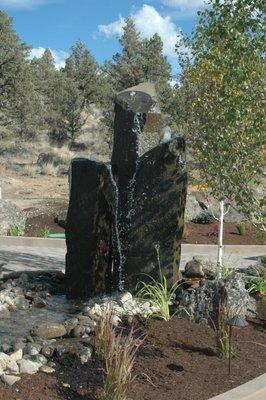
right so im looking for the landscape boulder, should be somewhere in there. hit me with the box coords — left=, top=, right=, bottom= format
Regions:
left=31, top=323, right=67, bottom=339
left=177, top=273, right=256, bottom=323
left=0, top=200, right=26, bottom=236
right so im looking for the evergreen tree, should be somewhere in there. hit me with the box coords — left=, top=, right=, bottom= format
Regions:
left=66, top=40, right=103, bottom=107
left=0, top=11, right=29, bottom=127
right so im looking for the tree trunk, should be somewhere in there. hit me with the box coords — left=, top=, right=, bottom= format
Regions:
left=217, top=199, right=224, bottom=278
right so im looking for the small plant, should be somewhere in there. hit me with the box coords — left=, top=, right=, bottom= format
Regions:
left=41, top=162, right=58, bottom=176
left=136, top=244, right=181, bottom=321
left=22, top=164, right=38, bottom=177
left=247, top=275, right=266, bottom=295
left=236, top=224, right=247, bottom=235
left=252, top=230, right=266, bottom=241
left=38, top=226, right=51, bottom=238
left=260, top=256, right=266, bottom=268
left=103, top=326, right=145, bottom=400
left=215, top=299, right=230, bottom=358
left=8, top=225, right=24, bottom=236
left=220, top=265, right=233, bottom=278
left=94, top=305, right=146, bottom=400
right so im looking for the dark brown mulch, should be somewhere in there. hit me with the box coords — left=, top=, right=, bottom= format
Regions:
left=0, top=317, right=265, bottom=400
left=182, top=221, right=266, bottom=245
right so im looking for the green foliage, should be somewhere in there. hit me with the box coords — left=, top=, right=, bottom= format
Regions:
left=8, top=225, right=24, bottom=236
left=38, top=226, right=51, bottom=238
left=247, top=276, right=266, bottom=295
left=193, top=208, right=216, bottom=224
left=136, top=245, right=181, bottom=321
left=175, top=0, right=265, bottom=221
left=252, top=230, right=266, bottom=241
left=260, top=256, right=266, bottom=267
left=0, top=11, right=30, bottom=128
left=236, top=224, right=247, bottom=236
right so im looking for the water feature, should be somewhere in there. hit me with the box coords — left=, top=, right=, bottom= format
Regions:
left=66, top=82, right=187, bottom=299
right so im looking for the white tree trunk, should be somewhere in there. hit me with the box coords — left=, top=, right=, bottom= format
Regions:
left=217, top=199, right=224, bottom=278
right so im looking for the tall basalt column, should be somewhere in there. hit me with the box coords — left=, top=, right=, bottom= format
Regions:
left=65, top=158, right=120, bottom=299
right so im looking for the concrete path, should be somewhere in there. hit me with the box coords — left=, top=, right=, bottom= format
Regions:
left=0, top=237, right=265, bottom=276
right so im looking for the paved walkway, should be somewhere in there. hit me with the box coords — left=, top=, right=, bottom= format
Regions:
left=0, top=237, right=265, bottom=276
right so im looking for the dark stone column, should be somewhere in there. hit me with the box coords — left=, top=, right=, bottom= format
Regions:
left=65, top=158, right=120, bottom=299
left=124, top=136, right=187, bottom=289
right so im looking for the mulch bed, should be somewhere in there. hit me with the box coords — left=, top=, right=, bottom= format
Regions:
left=182, top=221, right=265, bottom=245
left=25, top=206, right=266, bottom=246
left=0, top=316, right=265, bottom=400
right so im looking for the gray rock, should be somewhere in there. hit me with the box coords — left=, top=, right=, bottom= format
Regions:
left=24, top=343, right=41, bottom=356
left=41, top=345, right=54, bottom=358
left=50, top=339, right=93, bottom=364
left=39, top=365, right=55, bottom=374
left=31, top=354, right=47, bottom=365
left=0, top=200, right=26, bottom=236
left=18, top=359, right=41, bottom=374
left=1, top=374, right=21, bottom=386
left=31, top=323, right=67, bottom=339
left=70, top=325, right=86, bottom=338
left=178, top=274, right=256, bottom=323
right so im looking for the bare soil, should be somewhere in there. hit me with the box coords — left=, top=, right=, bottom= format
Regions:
left=0, top=317, right=265, bottom=400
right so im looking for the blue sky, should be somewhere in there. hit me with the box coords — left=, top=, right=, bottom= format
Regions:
left=0, top=0, right=206, bottom=72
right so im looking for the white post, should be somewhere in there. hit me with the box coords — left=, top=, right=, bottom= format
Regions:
left=217, top=199, right=224, bottom=278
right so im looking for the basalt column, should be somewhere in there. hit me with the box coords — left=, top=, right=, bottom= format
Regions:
left=65, top=159, right=120, bottom=299
left=111, top=83, right=187, bottom=290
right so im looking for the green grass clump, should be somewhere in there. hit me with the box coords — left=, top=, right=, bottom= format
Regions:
left=136, top=244, right=181, bottom=321
left=248, top=275, right=266, bottom=295
left=38, top=226, right=51, bottom=238
left=8, top=225, right=24, bottom=236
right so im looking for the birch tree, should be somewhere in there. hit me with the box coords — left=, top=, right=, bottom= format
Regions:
left=175, top=0, right=265, bottom=274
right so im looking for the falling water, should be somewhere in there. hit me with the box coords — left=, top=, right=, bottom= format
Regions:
left=107, top=164, right=124, bottom=291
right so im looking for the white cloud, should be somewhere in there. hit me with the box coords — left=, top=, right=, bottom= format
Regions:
left=0, top=0, right=51, bottom=9
left=29, top=47, right=68, bottom=69
left=162, top=0, right=206, bottom=11
left=98, top=4, right=183, bottom=59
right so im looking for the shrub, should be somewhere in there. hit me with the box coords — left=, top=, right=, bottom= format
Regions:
left=8, top=225, right=24, bottom=236
left=136, top=245, right=181, bottom=321
left=236, top=224, right=247, bottom=235
left=192, top=209, right=217, bottom=224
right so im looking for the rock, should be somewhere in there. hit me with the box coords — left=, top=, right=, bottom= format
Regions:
left=0, top=200, right=26, bottom=236
left=6, top=359, right=19, bottom=374
left=41, top=345, right=54, bottom=358
left=183, top=258, right=204, bottom=278
left=24, top=343, right=41, bottom=356
left=119, top=292, right=133, bottom=304
left=65, top=159, right=119, bottom=299
left=1, top=374, right=21, bottom=386
left=111, top=85, right=187, bottom=290
left=0, top=352, right=10, bottom=369
left=110, top=315, right=122, bottom=326
left=32, top=354, right=47, bottom=365
left=18, top=359, right=41, bottom=374
left=32, top=297, right=46, bottom=308
left=70, top=325, right=86, bottom=338
left=39, top=365, right=55, bottom=374
left=177, top=274, right=256, bottom=323
left=244, top=264, right=265, bottom=278
left=50, top=339, right=93, bottom=364
left=185, top=195, right=204, bottom=221
left=13, top=341, right=26, bottom=351
left=64, top=318, right=79, bottom=335
left=31, top=324, right=67, bottom=339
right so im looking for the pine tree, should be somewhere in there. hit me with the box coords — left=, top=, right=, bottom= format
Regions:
left=66, top=40, right=103, bottom=107
left=0, top=11, right=29, bottom=127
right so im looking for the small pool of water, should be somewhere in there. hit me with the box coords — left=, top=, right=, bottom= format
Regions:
left=0, top=295, right=81, bottom=340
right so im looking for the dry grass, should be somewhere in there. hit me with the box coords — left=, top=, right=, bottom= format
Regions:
left=41, top=162, right=58, bottom=176
left=54, top=145, right=75, bottom=164
left=22, top=164, right=39, bottom=177
left=0, top=163, right=6, bottom=177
